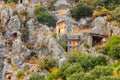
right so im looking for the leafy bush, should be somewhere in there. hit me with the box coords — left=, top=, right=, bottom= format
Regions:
left=90, top=66, right=113, bottom=79
left=103, top=36, right=120, bottom=59
left=67, top=52, right=107, bottom=71
left=47, top=67, right=59, bottom=80
left=109, top=45, right=120, bottom=59
left=47, top=73, right=58, bottom=80
left=98, top=76, right=120, bottom=80
left=103, top=0, right=120, bottom=10
left=68, top=72, right=95, bottom=80
left=59, top=40, right=66, bottom=51
left=16, top=71, right=24, bottom=79
left=83, top=42, right=90, bottom=49
left=29, top=73, right=45, bottom=80
left=34, top=6, right=57, bottom=27
left=70, top=4, right=93, bottom=21
left=39, top=57, right=56, bottom=71
left=58, top=63, right=84, bottom=79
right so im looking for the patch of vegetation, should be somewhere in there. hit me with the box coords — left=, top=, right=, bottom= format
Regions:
left=46, top=67, right=59, bottom=80
left=39, top=57, right=56, bottom=71
left=103, top=36, right=120, bottom=59
left=56, top=51, right=120, bottom=80
left=93, top=6, right=109, bottom=17
left=34, top=6, right=57, bottom=27
left=59, top=40, right=67, bottom=51
left=70, top=3, right=93, bottom=21
left=29, top=73, right=45, bottom=80
left=111, top=6, right=120, bottom=22
left=90, top=66, right=113, bottom=78
left=83, top=42, right=90, bottom=49
left=16, top=71, right=24, bottom=79
left=5, top=0, right=19, bottom=3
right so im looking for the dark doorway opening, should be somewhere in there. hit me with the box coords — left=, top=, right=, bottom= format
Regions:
left=20, top=0, right=22, bottom=3
left=59, top=29, right=60, bottom=34
left=92, top=36, right=103, bottom=46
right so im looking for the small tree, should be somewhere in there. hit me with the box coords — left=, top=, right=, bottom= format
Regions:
left=29, top=73, right=45, bottom=80
left=39, top=57, right=56, bottom=71
left=34, top=6, right=57, bottom=27
left=70, top=4, right=93, bottom=21
left=90, top=66, right=113, bottom=79
left=109, top=45, right=120, bottom=59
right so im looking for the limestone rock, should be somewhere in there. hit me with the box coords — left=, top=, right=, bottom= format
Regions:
left=54, top=0, right=71, bottom=10
left=107, top=22, right=120, bottom=36
left=27, top=6, right=34, bottom=17
left=1, top=8, right=13, bottom=26
left=5, top=15, right=21, bottom=41
left=90, top=17, right=107, bottom=35
left=46, top=37, right=64, bottom=59
left=16, top=4, right=25, bottom=14
left=79, top=17, right=91, bottom=28
left=12, top=38, right=30, bottom=67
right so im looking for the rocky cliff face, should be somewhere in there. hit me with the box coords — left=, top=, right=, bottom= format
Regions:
left=0, top=3, right=66, bottom=80
left=0, top=0, right=120, bottom=80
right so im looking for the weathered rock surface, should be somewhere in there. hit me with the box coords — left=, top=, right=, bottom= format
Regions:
left=5, top=15, right=21, bottom=41
left=90, top=17, right=107, bottom=35
left=16, top=4, right=25, bottom=14
left=12, top=38, right=30, bottom=67
left=1, top=8, right=13, bottom=26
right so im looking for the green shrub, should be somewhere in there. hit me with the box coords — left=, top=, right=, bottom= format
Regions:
left=67, top=72, right=95, bottom=80
left=16, top=71, right=24, bottom=79
left=58, top=62, right=84, bottom=79
left=34, top=6, right=57, bottom=27
left=59, top=40, right=66, bottom=51
left=67, top=52, right=107, bottom=72
left=103, top=0, right=120, bottom=10
left=39, top=57, right=56, bottom=71
left=70, top=4, right=93, bottom=21
left=83, top=42, right=90, bottom=49
left=67, top=72, right=85, bottom=80
left=109, top=45, right=120, bottom=59
left=103, top=36, right=120, bottom=59
left=98, top=76, right=120, bottom=80
left=29, top=73, right=45, bottom=80
left=90, top=66, right=113, bottom=79
left=47, top=73, right=58, bottom=80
